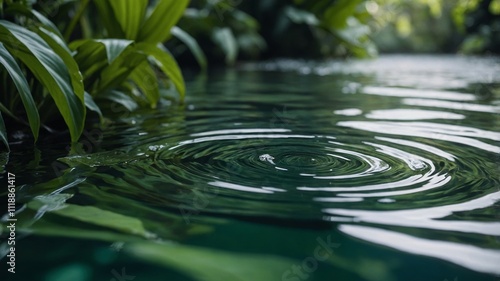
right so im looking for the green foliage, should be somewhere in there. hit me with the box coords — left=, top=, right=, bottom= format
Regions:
left=238, top=0, right=377, bottom=58
left=14, top=170, right=295, bottom=281
left=0, top=19, right=85, bottom=143
left=0, top=0, right=188, bottom=149
left=454, top=0, right=500, bottom=54
left=368, top=0, right=500, bottom=54
left=368, top=0, right=461, bottom=53
left=171, top=0, right=266, bottom=66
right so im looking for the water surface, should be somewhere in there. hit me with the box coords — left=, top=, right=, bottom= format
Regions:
left=2, top=55, right=500, bottom=281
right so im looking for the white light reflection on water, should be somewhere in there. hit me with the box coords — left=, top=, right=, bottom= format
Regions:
left=366, top=109, right=465, bottom=120
left=362, top=86, right=476, bottom=101
left=338, top=121, right=500, bottom=154
left=339, top=224, right=500, bottom=275
left=326, top=191, right=500, bottom=236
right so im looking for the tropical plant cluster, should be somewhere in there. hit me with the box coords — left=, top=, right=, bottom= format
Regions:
left=1, top=0, right=498, bottom=149
left=0, top=0, right=188, bottom=149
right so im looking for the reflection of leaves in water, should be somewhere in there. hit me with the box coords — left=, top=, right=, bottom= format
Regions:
left=12, top=151, right=297, bottom=281
left=19, top=187, right=294, bottom=281
left=58, top=150, right=144, bottom=167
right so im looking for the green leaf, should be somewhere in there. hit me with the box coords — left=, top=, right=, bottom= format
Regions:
left=0, top=42, right=40, bottom=141
left=323, top=0, right=363, bottom=29
left=4, top=4, right=63, bottom=38
left=284, top=6, right=319, bottom=25
left=95, top=39, right=134, bottom=64
left=93, top=0, right=125, bottom=38
left=52, top=204, right=152, bottom=238
left=136, top=43, right=185, bottom=100
left=70, top=40, right=107, bottom=76
left=70, top=39, right=133, bottom=84
left=98, top=50, right=148, bottom=95
left=0, top=112, right=8, bottom=150
left=101, top=90, right=139, bottom=112
left=212, top=27, right=238, bottom=65
left=129, top=60, right=159, bottom=108
left=126, top=242, right=295, bottom=281
left=138, top=0, right=189, bottom=43
left=0, top=20, right=85, bottom=142
left=108, top=0, right=148, bottom=40
left=171, top=26, right=207, bottom=71
left=84, top=92, right=103, bottom=121
left=28, top=194, right=152, bottom=239
left=31, top=9, right=64, bottom=38
left=37, top=27, right=86, bottom=107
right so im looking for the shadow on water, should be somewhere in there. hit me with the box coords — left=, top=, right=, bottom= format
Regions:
left=2, top=55, right=500, bottom=281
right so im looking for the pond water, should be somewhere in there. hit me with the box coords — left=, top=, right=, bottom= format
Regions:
left=2, top=55, right=500, bottom=281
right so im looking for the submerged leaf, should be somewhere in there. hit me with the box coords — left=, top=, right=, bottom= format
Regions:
left=126, top=242, right=295, bottom=281
left=51, top=204, right=152, bottom=238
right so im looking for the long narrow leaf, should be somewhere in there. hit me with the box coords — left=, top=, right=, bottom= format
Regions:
left=37, top=28, right=85, bottom=105
left=129, top=60, right=159, bottom=108
left=0, top=42, right=40, bottom=141
left=98, top=51, right=148, bottom=95
left=4, top=4, right=63, bottom=38
left=71, top=41, right=108, bottom=81
left=70, top=39, right=133, bottom=85
left=136, top=43, right=185, bottom=100
left=138, top=0, right=189, bottom=43
left=108, top=0, right=148, bottom=40
left=96, top=39, right=134, bottom=64
left=0, top=111, right=8, bottom=150
left=0, top=21, right=85, bottom=142
left=171, top=26, right=207, bottom=71
left=93, top=0, right=125, bottom=38
left=102, top=90, right=139, bottom=112
left=84, top=92, right=103, bottom=122
left=212, top=27, right=238, bottom=65
left=31, top=9, right=64, bottom=38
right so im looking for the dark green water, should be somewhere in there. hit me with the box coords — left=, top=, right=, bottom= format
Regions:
left=2, top=55, right=500, bottom=281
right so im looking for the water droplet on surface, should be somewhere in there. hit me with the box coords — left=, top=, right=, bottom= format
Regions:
left=259, top=154, right=276, bottom=165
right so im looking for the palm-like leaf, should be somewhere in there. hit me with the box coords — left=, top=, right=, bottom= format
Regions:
left=0, top=0, right=190, bottom=145
left=0, top=42, right=40, bottom=142
left=137, top=43, right=185, bottom=100
left=129, top=60, right=160, bottom=108
left=0, top=20, right=85, bottom=142
left=108, top=0, right=148, bottom=40
left=138, top=0, right=189, bottom=43
left=171, top=26, right=207, bottom=71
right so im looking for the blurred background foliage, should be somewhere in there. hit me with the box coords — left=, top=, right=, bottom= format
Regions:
left=170, top=0, right=500, bottom=66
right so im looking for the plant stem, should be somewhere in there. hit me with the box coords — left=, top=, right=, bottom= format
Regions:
left=63, top=0, right=90, bottom=42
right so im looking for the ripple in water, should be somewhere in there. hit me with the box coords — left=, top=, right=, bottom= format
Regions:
left=53, top=56, right=500, bottom=276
